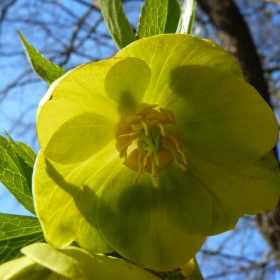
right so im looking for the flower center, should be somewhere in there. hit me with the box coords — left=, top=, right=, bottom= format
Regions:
left=115, top=103, right=187, bottom=186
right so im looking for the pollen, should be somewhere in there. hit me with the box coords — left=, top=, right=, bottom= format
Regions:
left=115, top=103, right=187, bottom=186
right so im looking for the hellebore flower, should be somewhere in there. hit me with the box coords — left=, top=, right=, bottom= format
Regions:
left=34, top=34, right=280, bottom=271
left=0, top=243, right=159, bottom=280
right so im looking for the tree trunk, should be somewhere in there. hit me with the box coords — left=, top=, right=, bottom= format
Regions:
left=197, top=0, right=280, bottom=267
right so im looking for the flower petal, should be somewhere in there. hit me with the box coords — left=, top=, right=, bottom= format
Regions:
left=58, top=247, right=161, bottom=280
left=44, top=112, right=115, bottom=164
left=37, top=60, right=118, bottom=164
left=22, top=243, right=84, bottom=279
left=21, top=243, right=161, bottom=280
left=0, top=256, right=50, bottom=280
left=169, top=65, right=278, bottom=169
left=97, top=165, right=212, bottom=271
left=104, top=57, right=151, bottom=117
left=117, top=34, right=242, bottom=104
left=33, top=149, right=121, bottom=253
left=187, top=151, right=280, bottom=235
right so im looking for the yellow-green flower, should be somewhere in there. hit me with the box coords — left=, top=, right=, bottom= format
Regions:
left=34, top=34, right=280, bottom=271
left=0, top=243, right=159, bottom=280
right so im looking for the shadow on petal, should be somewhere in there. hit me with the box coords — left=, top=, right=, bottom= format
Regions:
left=167, top=65, right=278, bottom=169
left=44, top=113, right=114, bottom=164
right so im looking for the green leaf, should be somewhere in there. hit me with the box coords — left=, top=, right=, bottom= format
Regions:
left=0, top=135, right=36, bottom=214
left=176, top=0, right=197, bottom=34
left=164, top=0, right=181, bottom=33
left=137, top=0, right=181, bottom=38
left=0, top=214, right=45, bottom=264
left=187, top=2, right=197, bottom=34
left=138, top=0, right=168, bottom=38
left=17, top=31, right=67, bottom=85
left=98, top=0, right=136, bottom=49
left=4, top=130, right=36, bottom=169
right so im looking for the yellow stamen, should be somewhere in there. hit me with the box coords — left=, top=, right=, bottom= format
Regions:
left=134, top=152, right=145, bottom=184
left=158, top=122, right=166, bottom=137
left=139, top=130, right=159, bottom=167
left=141, top=120, right=149, bottom=136
left=151, top=156, right=158, bottom=187
left=165, top=134, right=188, bottom=165
left=163, top=140, right=187, bottom=171
left=143, top=147, right=153, bottom=168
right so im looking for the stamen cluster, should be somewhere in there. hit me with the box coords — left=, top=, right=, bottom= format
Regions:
left=115, top=103, right=187, bottom=186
